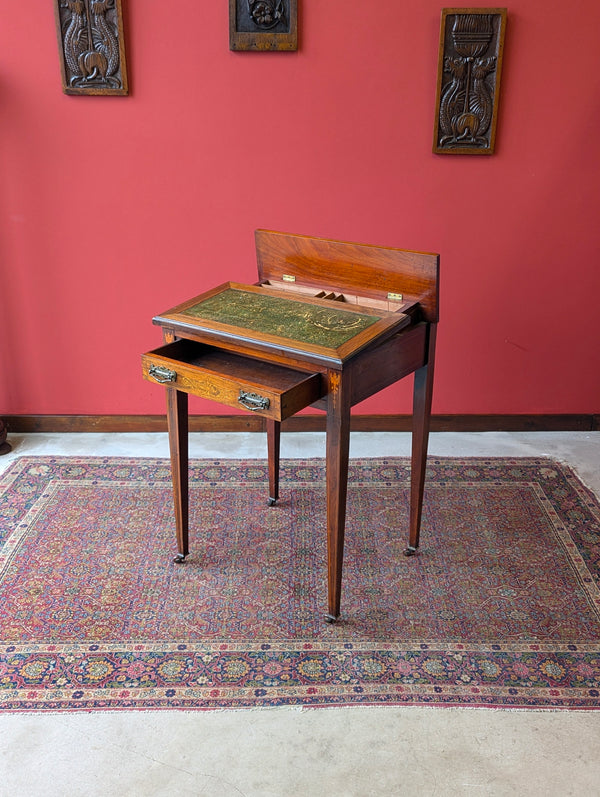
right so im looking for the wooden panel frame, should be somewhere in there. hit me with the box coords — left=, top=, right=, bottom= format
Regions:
left=229, top=0, right=298, bottom=51
left=433, top=8, right=507, bottom=155
left=54, top=0, right=129, bottom=96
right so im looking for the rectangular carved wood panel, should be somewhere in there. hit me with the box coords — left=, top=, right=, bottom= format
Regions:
left=433, top=8, right=507, bottom=154
left=230, top=0, right=297, bottom=51
left=54, top=0, right=128, bottom=95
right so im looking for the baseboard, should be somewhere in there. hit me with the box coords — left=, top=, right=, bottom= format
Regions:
left=4, top=414, right=599, bottom=433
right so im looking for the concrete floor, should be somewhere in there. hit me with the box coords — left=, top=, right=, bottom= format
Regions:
left=0, top=431, right=599, bottom=796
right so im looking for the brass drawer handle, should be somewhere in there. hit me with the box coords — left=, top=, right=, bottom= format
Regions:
left=149, top=364, right=177, bottom=383
left=238, top=390, right=270, bottom=411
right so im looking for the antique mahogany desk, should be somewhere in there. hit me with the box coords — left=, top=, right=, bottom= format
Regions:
left=142, top=230, right=439, bottom=622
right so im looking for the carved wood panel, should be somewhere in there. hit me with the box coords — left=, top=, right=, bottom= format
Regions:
left=433, top=9, right=507, bottom=154
left=230, top=0, right=298, bottom=51
left=54, top=0, right=128, bottom=95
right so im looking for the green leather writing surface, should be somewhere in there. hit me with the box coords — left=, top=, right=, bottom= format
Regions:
left=182, top=289, right=379, bottom=348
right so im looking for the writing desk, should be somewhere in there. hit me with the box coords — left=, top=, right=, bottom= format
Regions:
left=142, top=230, right=439, bottom=622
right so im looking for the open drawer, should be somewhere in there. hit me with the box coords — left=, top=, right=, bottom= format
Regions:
left=142, top=339, right=324, bottom=421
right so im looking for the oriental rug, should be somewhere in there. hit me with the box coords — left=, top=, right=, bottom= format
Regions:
left=1, top=456, right=599, bottom=713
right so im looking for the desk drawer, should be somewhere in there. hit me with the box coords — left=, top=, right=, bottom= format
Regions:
left=142, top=339, right=323, bottom=421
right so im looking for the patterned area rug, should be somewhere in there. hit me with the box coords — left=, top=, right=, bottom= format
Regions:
left=1, top=456, right=599, bottom=712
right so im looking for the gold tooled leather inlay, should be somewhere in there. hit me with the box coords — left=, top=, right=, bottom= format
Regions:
left=183, top=289, right=379, bottom=348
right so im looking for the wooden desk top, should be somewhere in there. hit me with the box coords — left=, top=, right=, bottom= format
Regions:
left=153, top=282, right=412, bottom=367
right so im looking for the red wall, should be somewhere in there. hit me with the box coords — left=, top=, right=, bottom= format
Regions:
left=2, top=2, right=599, bottom=417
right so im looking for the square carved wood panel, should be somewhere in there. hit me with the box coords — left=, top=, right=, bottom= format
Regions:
left=230, top=0, right=298, bottom=51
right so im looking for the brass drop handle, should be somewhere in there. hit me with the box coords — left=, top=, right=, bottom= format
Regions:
left=149, top=364, right=177, bottom=383
left=238, top=390, right=270, bottom=411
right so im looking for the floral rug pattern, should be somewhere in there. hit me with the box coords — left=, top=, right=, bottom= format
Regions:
left=1, top=456, right=599, bottom=711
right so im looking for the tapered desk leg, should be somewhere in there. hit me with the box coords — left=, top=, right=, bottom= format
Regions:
left=166, top=387, right=189, bottom=563
left=266, top=419, right=280, bottom=506
left=325, top=372, right=351, bottom=623
left=406, top=325, right=437, bottom=555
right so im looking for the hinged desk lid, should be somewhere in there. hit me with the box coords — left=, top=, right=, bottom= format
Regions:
left=153, top=282, right=412, bottom=367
